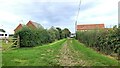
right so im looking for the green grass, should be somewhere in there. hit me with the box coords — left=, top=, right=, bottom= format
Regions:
left=2, top=38, right=119, bottom=66
left=71, top=39, right=119, bottom=66
left=2, top=41, right=13, bottom=51
left=2, top=39, right=66, bottom=66
left=0, top=40, right=2, bottom=67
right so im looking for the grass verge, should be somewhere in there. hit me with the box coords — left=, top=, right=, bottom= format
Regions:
left=71, top=39, right=119, bottom=66
left=2, top=39, right=66, bottom=66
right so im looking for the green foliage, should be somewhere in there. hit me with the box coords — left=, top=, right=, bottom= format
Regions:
left=14, top=26, right=71, bottom=47
left=48, top=26, right=59, bottom=42
left=56, top=27, right=62, bottom=39
left=15, top=26, right=51, bottom=47
left=62, top=28, right=71, bottom=38
left=76, top=26, right=120, bottom=55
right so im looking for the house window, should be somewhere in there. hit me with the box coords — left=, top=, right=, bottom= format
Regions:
left=0, top=34, right=4, bottom=36
left=5, top=34, right=7, bottom=36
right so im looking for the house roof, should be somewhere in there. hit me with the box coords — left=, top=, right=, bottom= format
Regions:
left=28, top=20, right=44, bottom=29
left=14, top=20, right=44, bottom=33
left=14, top=24, right=24, bottom=31
left=77, top=24, right=104, bottom=30
left=0, top=29, right=5, bottom=32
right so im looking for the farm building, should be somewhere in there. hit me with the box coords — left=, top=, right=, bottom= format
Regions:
left=14, top=24, right=24, bottom=33
left=76, top=24, right=105, bottom=31
left=0, top=29, right=9, bottom=39
left=14, top=20, right=44, bottom=33
left=26, top=20, right=44, bottom=29
left=70, top=33, right=76, bottom=38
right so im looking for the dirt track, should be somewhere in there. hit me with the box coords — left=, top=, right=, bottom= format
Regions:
left=58, top=39, right=87, bottom=66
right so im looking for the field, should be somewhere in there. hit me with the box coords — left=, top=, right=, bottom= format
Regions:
left=2, top=38, right=119, bottom=66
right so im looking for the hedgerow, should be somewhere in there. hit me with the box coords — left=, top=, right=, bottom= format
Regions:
left=15, top=26, right=49, bottom=47
left=76, top=26, right=120, bottom=56
left=14, top=26, right=71, bottom=47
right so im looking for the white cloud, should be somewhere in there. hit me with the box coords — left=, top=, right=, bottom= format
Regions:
left=27, top=0, right=79, bottom=2
left=0, top=0, right=119, bottom=33
left=76, top=0, right=119, bottom=28
left=0, top=11, right=20, bottom=22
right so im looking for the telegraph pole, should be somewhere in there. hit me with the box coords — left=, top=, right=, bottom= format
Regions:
left=75, top=0, right=81, bottom=34
left=118, top=1, right=120, bottom=27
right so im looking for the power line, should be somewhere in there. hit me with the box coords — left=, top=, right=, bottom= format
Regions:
left=76, top=0, right=81, bottom=22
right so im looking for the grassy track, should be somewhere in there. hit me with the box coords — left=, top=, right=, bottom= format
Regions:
left=57, top=38, right=119, bottom=66
left=2, top=38, right=119, bottom=66
left=2, top=39, right=66, bottom=66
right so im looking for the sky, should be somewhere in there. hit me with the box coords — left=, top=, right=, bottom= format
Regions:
left=0, top=0, right=119, bottom=34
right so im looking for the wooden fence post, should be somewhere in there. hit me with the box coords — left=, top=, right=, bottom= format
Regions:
left=17, top=35, right=20, bottom=47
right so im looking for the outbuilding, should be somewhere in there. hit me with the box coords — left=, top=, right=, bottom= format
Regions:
left=0, top=29, right=9, bottom=39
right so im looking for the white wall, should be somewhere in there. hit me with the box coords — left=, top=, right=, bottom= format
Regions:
left=0, top=32, right=9, bottom=39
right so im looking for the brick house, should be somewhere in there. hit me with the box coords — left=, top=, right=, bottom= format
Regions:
left=26, top=20, right=44, bottom=29
left=14, top=20, right=43, bottom=33
left=77, top=24, right=105, bottom=31
left=14, top=24, right=24, bottom=33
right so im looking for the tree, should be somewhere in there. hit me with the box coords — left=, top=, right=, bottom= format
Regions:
left=62, top=28, right=71, bottom=38
left=56, top=27, right=62, bottom=39
left=48, top=26, right=59, bottom=42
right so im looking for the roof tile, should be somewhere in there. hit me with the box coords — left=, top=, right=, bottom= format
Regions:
left=77, top=24, right=104, bottom=30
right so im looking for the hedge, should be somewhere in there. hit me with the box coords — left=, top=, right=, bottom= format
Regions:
left=76, top=26, right=120, bottom=56
left=15, top=26, right=49, bottom=47
left=14, top=26, right=71, bottom=47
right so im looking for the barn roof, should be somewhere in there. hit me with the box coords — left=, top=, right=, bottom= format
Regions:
left=77, top=24, right=105, bottom=30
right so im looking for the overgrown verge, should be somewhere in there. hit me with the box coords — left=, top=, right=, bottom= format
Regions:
left=76, top=26, right=120, bottom=59
left=71, top=39, right=119, bottom=66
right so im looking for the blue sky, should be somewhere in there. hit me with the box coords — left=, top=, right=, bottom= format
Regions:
left=0, top=0, right=119, bottom=34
